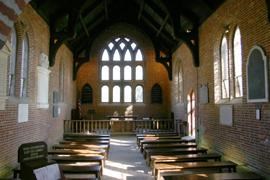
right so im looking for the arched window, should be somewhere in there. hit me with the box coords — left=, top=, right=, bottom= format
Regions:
left=113, top=85, right=120, bottom=102
left=135, top=85, right=143, bottom=102
left=220, top=35, right=229, bottom=99
left=124, top=86, right=132, bottom=102
left=124, top=66, right=132, bottom=80
left=100, top=37, right=144, bottom=103
left=20, top=34, right=29, bottom=98
left=8, top=27, right=17, bottom=96
left=135, top=65, right=143, bottom=80
left=101, top=66, right=109, bottom=80
left=247, top=46, right=268, bottom=102
left=233, top=27, right=243, bottom=97
left=135, top=49, right=143, bottom=61
left=151, top=84, right=162, bottom=103
left=113, top=65, right=121, bottom=80
left=102, top=49, right=109, bottom=61
left=81, top=84, right=93, bottom=104
left=101, top=85, right=109, bottom=102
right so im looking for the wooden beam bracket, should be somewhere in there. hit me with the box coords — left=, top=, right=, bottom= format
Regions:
left=155, top=49, right=172, bottom=80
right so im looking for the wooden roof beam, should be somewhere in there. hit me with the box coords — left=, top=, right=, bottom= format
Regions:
left=137, top=0, right=144, bottom=21
left=79, top=13, right=89, bottom=37
left=156, top=14, right=169, bottom=37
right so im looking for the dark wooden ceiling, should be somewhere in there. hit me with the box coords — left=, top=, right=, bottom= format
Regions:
left=30, top=0, right=225, bottom=74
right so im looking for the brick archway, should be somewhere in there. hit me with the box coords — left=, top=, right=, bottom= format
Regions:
left=0, top=0, right=30, bottom=49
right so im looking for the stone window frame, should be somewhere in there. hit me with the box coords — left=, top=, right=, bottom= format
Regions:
left=214, top=26, right=243, bottom=104
left=100, top=36, right=144, bottom=104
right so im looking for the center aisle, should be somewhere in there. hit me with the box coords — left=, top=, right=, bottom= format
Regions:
left=103, top=135, right=154, bottom=180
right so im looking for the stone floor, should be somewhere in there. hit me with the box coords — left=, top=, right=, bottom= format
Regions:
left=103, top=135, right=154, bottom=180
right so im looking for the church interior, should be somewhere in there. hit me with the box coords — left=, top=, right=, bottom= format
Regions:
left=0, top=0, right=269, bottom=179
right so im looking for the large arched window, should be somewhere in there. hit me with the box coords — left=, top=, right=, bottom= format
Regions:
left=220, top=35, right=229, bottom=99
left=233, top=27, right=243, bottom=98
left=100, top=37, right=144, bottom=103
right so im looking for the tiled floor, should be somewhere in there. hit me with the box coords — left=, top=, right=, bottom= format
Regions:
left=103, top=135, right=154, bottom=180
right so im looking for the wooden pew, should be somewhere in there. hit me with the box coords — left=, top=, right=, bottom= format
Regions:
left=139, top=139, right=195, bottom=150
left=150, top=153, right=221, bottom=167
left=50, top=154, right=104, bottom=175
left=63, top=133, right=110, bottom=146
left=154, top=161, right=237, bottom=180
left=60, top=163, right=102, bottom=180
left=145, top=147, right=208, bottom=163
left=137, top=136, right=182, bottom=146
left=142, top=143, right=197, bottom=153
left=64, top=133, right=110, bottom=138
left=136, top=132, right=178, bottom=137
left=60, top=140, right=110, bottom=146
left=48, top=149, right=107, bottom=159
left=52, top=144, right=109, bottom=154
left=162, top=172, right=264, bottom=180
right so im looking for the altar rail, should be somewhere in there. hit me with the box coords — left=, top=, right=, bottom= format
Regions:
left=64, top=119, right=175, bottom=134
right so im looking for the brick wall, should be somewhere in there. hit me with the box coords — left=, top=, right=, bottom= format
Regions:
left=76, top=23, right=171, bottom=119
left=0, top=5, right=75, bottom=178
left=171, top=0, right=270, bottom=177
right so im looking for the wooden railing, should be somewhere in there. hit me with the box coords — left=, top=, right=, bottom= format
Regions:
left=64, top=119, right=175, bottom=134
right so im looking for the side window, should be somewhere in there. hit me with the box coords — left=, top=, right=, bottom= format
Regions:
left=233, top=27, right=243, bottom=98
left=220, top=35, right=229, bottom=99
left=20, top=34, right=29, bottom=98
left=8, top=27, right=17, bottom=96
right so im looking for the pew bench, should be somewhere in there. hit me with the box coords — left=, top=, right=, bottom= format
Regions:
left=142, top=143, right=197, bottom=153
left=60, top=140, right=110, bottom=146
left=60, top=163, right=102, bottom=180
left=137, top=136, right=182, bottom=146
left=48, top=148, right=107, bottom=159
left=154, top=161, right=237, bottom=180
left=52, top=143, right=109, bottom=154
left=145, top=147, right=208, bottom=163
left=136, top=133, right=178, bottom=144
left=50, top=154, right=104, bottom=174
left=139, top=139, right=196, bottom=150
left=150, top=153, right=221, bottom=167
left=64, top=133, right=110, bottom=138
left=162, top=172, right=264, bottom=180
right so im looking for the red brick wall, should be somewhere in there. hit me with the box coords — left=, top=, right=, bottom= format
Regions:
left=76, top=23, right=171, bottom=119
left=0, top=5, right=75, bottom=178
left=172, top=0, right=270, bottom=177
